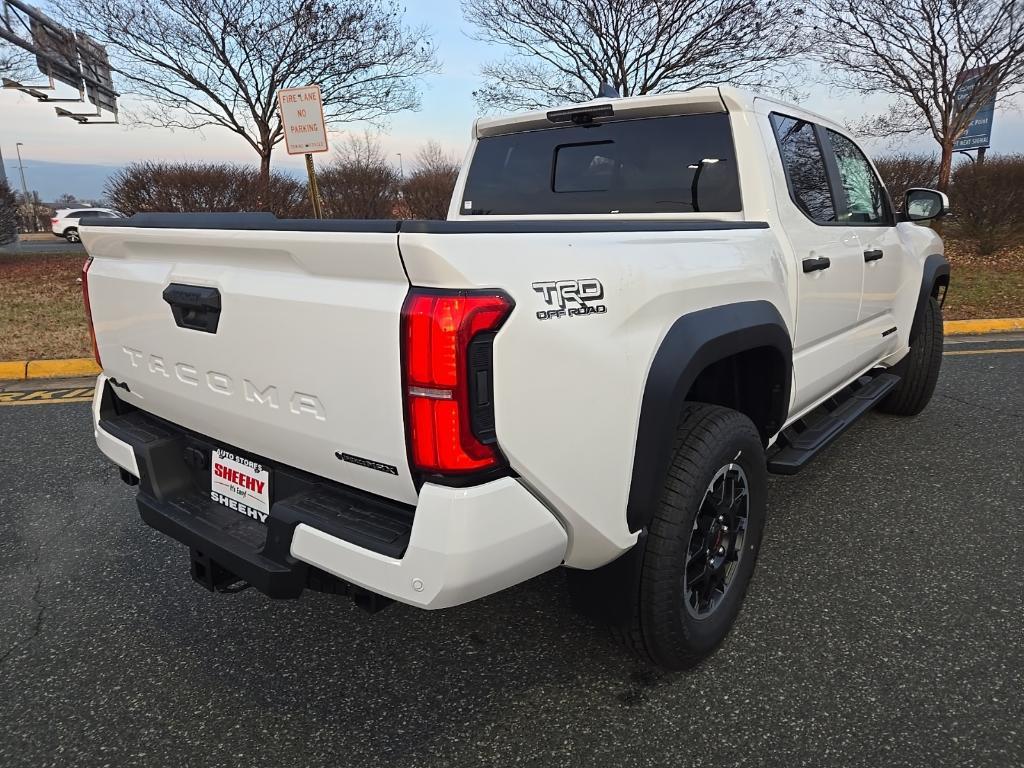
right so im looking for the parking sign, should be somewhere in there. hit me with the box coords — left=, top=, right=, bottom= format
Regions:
left=277, top=85, right=329, bottom=155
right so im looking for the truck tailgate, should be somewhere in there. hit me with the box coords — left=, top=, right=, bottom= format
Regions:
left=82, top=221, right=417, bottom=505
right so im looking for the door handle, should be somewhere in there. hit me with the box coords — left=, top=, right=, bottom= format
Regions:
left=802, top=256, right=831, bottom=273
left=864, top=249, right=884, bottom=262
left=163, top=283, right=222, bottom=333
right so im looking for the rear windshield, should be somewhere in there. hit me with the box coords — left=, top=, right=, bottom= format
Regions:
left=461, top=113, right=741, bottom=215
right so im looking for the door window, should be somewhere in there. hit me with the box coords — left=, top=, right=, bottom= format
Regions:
left=769, top=114, right=836, bottom=223
left=825, top=130, right=888, bottom=224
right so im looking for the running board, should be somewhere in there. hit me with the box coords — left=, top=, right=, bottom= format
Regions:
left=767, top=373, right=900, bottom=475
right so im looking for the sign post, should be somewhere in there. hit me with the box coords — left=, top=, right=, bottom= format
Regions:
left=277, top=84, right=329, bottom=218
left=953, top=66, right=997, bottom=163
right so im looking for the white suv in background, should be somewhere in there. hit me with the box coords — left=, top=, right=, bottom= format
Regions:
left=51, top=208, right=123, bottom=242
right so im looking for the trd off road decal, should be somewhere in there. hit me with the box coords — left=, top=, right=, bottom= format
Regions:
left=532, top=278, right=607, bottom=320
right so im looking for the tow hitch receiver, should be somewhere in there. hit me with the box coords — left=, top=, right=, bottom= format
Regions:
left=190, top=548, right=246, bottom=593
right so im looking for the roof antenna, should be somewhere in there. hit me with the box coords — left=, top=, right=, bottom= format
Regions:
left=598, top=82, right=620, bottom=99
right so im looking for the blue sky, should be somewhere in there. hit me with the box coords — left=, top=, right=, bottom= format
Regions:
left=2, top=0, right=1022, bottom=197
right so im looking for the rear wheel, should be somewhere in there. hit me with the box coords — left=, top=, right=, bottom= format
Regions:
left=879, top=296, right=943, bottom=416
left=617, top=403, right=767, bottom=669
left=64, top=228, right=80, bottom=243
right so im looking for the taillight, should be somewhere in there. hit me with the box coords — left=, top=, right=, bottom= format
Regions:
left=51, top=218, right=59, bottom=225
left=81, top=256, right=101, bottom=367
left=402, top=289, right=513, bottom=475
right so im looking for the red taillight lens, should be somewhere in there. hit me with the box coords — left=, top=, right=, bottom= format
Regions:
left=51, top=218, right=59, bottom=225
left=81, top=256, right=101, bottom=367
left=402, top=290, right=513, bottom=474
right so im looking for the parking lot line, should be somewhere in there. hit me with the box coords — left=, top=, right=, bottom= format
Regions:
left=0, top=388, right=95, bottom=406
left=943, top=347, right=1024, bottom=356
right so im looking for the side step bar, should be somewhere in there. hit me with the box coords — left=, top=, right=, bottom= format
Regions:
left=768, top=373, right=900, bottom=475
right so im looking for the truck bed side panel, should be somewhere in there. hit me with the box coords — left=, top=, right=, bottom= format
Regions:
left=398, top=226, right=792, bottom=568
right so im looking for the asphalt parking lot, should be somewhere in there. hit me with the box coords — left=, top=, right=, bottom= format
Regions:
left=1, top=335, right=1021, bottom=768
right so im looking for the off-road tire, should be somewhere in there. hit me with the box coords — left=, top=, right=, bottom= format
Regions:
left=615, top=403, right=767, bottom=670
left=878, top=296, right=943, bottom=416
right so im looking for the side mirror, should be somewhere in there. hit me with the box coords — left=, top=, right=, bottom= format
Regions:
left=904, top=188, right=949, bottom=222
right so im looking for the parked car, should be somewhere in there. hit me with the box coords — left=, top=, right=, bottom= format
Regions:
left=51, top=208, right=123, bottom=242
left=79, top=87, right=949, bottom=669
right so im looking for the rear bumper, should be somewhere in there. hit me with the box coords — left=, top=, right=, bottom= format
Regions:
left=92, top=375, right=567, bottom=608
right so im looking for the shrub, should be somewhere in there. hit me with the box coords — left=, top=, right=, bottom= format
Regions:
left=874, top=153, right=940, bottom=204
left=947, top=154, right=1024, bottom=254
left=0, top=177, right=16, bottom=245
left=317, top=133, right=401, bottom=219
left=401, top=141, right=460, bottom=219
left=104, top=162, right=309, bottom=217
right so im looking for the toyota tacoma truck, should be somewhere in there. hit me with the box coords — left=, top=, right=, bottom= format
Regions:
left=82, top=87, right=950, bottom=669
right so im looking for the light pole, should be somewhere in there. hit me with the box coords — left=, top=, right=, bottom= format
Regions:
left=15, top=142, right=36, bottom=232
left=396, top=152, right=404, bottom=178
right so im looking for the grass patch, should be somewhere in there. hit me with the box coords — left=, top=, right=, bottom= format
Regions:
left=943, top=264, right=1024, bottom=321
left=0, top=253, right=92, bottom=360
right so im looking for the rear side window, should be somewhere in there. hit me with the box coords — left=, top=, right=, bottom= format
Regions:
left=825, top=130, right=889, bottom=224
left=461, top=113, right=741, bottom=215
left=769, top=113, right=836, bottom=223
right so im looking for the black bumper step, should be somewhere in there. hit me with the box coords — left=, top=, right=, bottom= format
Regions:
left=767, top=372, right=899, bottom=475
left=98, top=387, right=414, bottom=598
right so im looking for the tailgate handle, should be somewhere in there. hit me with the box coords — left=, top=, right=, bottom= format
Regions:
left=163, top=283, right=222, bottom=333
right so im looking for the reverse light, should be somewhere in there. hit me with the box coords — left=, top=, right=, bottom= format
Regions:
left=402, top=290, right=513, bottom=475
left=81, top=256, right=101, bottom=367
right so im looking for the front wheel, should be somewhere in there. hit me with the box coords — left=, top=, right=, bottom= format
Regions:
left=878, top=296, right=943, bottom=416
left=64, top=228, right=81, bottom=243
left=617, top=403, right=767, bottom=670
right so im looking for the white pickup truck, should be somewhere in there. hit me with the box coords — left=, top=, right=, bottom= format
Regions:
left=83, top=87, right=950, bottom=669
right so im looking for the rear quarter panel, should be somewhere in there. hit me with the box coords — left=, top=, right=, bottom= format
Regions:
left=399, top=227, right=791, bottom=567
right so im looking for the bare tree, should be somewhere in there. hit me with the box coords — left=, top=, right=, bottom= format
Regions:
left=63, top=0, right=437, bottom=201
left=809, top=0, right=1024, bottom=190
left=318, top=133, right=401, bottom=218
left=463, top=0, right=808, bottom=111
left=53, top=193, right=80, bottom=208
left=401, top=141, right=460, bottom=219
left=0, top=42, right=33, bottom=80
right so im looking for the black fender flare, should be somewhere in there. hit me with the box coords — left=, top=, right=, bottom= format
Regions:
left=911, top=253, right=950, bottom=341
left=626, top=300, right=792, bottom=532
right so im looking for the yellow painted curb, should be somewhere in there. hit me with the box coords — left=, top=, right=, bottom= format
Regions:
left=25, top=359, right=101, bottom=379
left=0, top=358, right=101, bottom=380
left=0, top=361, right=28, bottom=380
left=944, top=318, right=1024, bottom=335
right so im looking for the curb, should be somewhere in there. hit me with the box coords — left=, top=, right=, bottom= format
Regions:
left=1, top=318, right=1023, bottom=382
left=943, top=318, right=1024, bottom=336
left=0, top=359, right=101, bottom=381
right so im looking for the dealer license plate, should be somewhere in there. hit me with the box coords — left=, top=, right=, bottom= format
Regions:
left=210, top=448, right=271, bottom=524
